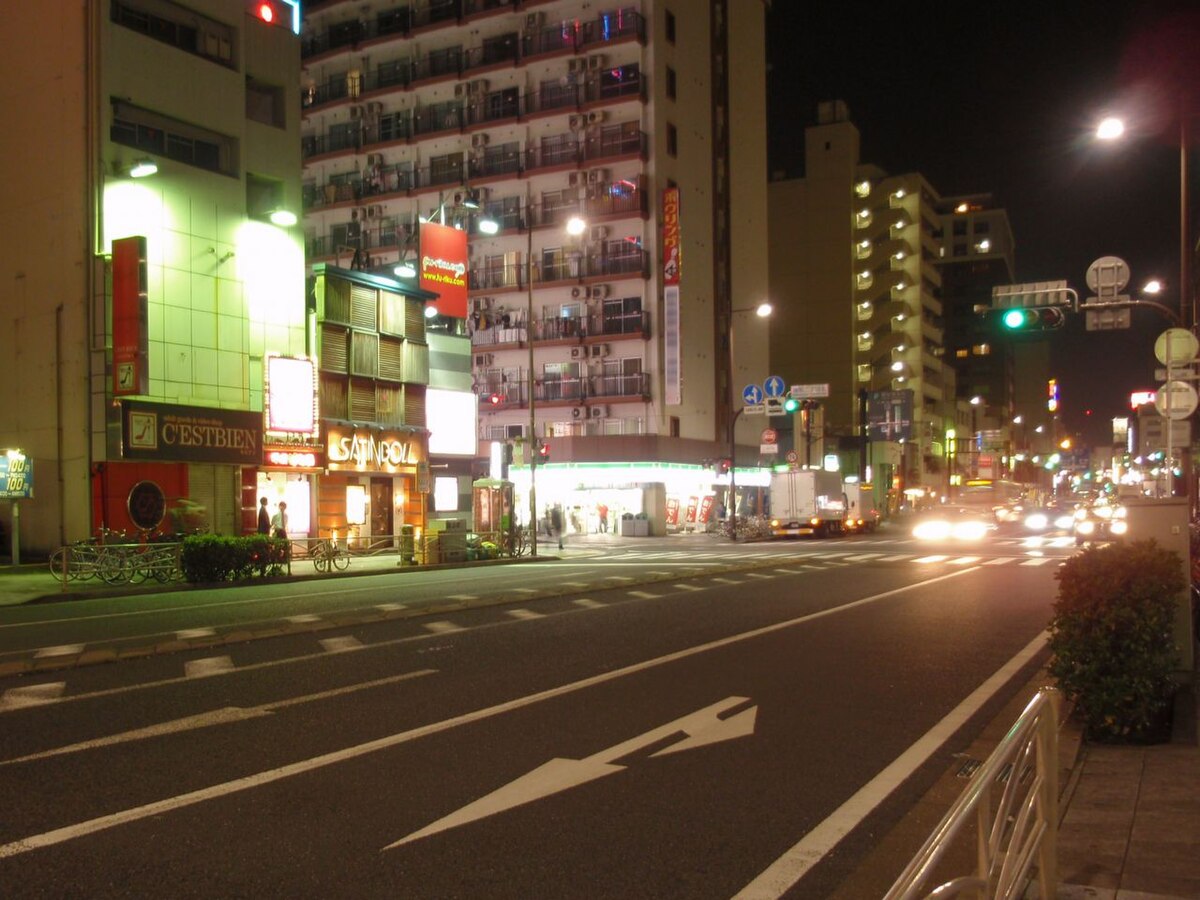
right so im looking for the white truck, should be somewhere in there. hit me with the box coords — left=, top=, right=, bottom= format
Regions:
left=842, top=481, right=881, bottom=533
left=768, top=469, right=846, bottom=538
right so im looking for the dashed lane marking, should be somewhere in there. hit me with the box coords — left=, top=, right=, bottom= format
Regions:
left=184, top=656, right=235, bottom=679
left=319, top=636, right=364, bottom=653
left=628, top=591, right=660, bottom=599
left=424, top=621, right=463, bottom=635
left=176, top=629, right=216, bottom=640
left=571, top=598, right=604, bottom=608
left=286, top=615, right=322, bottom=624
left=34, top=645, right=85, bottom=659
left=506, top=608, right=544, bottom=620
left=0, top=682, right=66, bottom=712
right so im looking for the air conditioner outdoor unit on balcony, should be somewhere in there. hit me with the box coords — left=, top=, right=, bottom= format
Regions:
left=571, top=286, right=583, bottom=298
left=526, top=12, right=544, bottom=29
left=568, top=114, right=584, bottom=130
left=471, top=133, right=489, bottom=147
left=589, top=55, right=606, bottom=69
left=473, top=353, right=494, bottom=367
left=587, top=110, right=607, bottom=124
left=571, top=407, right=585, bottom=419
left=568, top=171, right=582, bottom=186
left=366, top=102, right=382, bottom=115
left=589, top=226, right=608, bottom=242
left=590, top=284, right=611, bottom=299
left=471, top=80, right=489, bottom=94
left=589, top=405, right=608, bottom=418
left=454, top=83, right=468, bottom=98
left=570, top=347, right=585, bottom=359
left=590, top=343, right=610, bottom=358
left=568, top=58, right=587, bottom=74
left=349, top=106, right=363, bottom=119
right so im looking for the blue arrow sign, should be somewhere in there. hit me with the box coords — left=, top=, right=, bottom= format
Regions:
left=763, top=375, right=786, bottom=398
left=742, top=384, right=764, bottom=405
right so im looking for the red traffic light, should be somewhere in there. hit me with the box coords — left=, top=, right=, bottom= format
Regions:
left=488, top=393, right=502, bottom=406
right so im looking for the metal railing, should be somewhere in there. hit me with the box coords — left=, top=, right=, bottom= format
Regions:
left=885, top=688, right=1060, bottom=900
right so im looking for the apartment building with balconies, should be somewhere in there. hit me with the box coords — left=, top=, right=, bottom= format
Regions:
left=768, top=101, right=960, bottom=510
left=299, top=1, right=770, bottom=536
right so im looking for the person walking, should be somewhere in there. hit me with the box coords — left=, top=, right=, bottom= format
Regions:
left=271, top=501, right=289, bottom=539
left=256, top=497, right=271, bottom=535
left=549, top=505, right=564, bottom=551
left=597, top=502, right=609, bottom=533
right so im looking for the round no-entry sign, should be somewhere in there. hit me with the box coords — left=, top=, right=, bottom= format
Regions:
left=761, top=428, right=778, bottom=445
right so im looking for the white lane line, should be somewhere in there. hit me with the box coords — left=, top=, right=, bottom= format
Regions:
left=510, top=588, right=538, bottom=595
left=746, top=573, right=774, bottom=580
left=446, top=594, right=478, bottom=602
left=176, top=629, right=216, bottom=640
left=627, top=591, right=659, bottom=599
left=376, top=603, right=407, bottom=612
left=983, top=557, right=1014, bottom=566
left=286, top=615, right=322, bottom=624
left=773, top=568, right=804, bottom=575
left=732, top=631, right=1048, bottom=899
left=673, top=584, right=705, bottom=592
left=1020, top=558, right=1054, bottom=567
left=34, top=644, right=85, bottom=659
left=424, top=621, right=463, bottom=634
left=561, top=582, right=589, bottom=589
left=914, top=555, right=948, bottom=564
left=0, top=682, right=67, bottom=712
left=840, top=554, right=880, bottom=562
left=604, top=575, right=633, bottom=582
left=506, top=608, right=544, bottom=620
left=950, top=557, right=981, bottom=566
left=184, top=656, right=235, bottom=679
left=0, top=670, right=435, bottom=767
left=878, top=555, right=913, bottom=562
left=319, top=636, right=363, bottom=653
left=0, top=568, right=976, bottom=859
left=571, top=598, right=604, bottom=609
left=712, top=577, right=742, bottom=584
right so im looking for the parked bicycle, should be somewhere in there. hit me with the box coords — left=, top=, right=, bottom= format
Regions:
left=311, top=535, right=351, bottom=573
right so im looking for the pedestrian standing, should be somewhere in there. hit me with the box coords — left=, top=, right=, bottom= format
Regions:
left=271, top=501, right=289, bottom=539
left=597, top=502, right=609, bottom=533
left=256, top=496, right=271, bottom=535
left=550, top=505, right=563, bottom=551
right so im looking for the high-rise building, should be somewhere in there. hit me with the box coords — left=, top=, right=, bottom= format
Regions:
left=299, top=1, right=771, bottom=536
left=768, top=101, right=959, bottom=511
left=0, top=0, right=314, bottom=555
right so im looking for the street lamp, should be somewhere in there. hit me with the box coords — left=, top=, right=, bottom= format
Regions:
left=726, top=302, right=773, bottom=540
left=969, top=395, right=983, bottom=478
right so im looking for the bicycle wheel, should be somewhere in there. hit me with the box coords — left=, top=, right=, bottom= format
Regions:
left=331, top=550, right=350, bottom=571
left=49, top=547, right=75, bottom=583
left=100, top=550, right=133, bottom=585
left=312, top=546, right=329, bottom=573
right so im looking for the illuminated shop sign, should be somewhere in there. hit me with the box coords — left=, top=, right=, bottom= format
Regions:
left=122, top=401, right=261, bottom=464
left=264, top=448, right=321, bottom=469
left=265, top=355, right=319, bottom=437
left=326, top=425, right=427, bottom=473
left=112, top=235, right=149, bottom=397
left=418, top=221, right=468, bottom=318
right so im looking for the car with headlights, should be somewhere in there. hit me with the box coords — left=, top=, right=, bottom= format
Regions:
left=911, top=506, right=997, bottom=542
left=1019, top=503, right=1076, bottom=535
left=1072, top=501, right=1128, bottom=545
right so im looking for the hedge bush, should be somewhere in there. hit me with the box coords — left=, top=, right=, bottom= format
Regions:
left=180, top=534, right=289, bottom=583
left=1049, top=539, right=1182, bottom=741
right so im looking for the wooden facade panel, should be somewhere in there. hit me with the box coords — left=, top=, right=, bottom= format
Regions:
left=403, top=340, right=430, bottom=383
left=379, top=292, right=406, bottom=337
left=378, top=336, right=404, bottom=381
left=350, top=377, right=376, bottom=420
left=320, top=374, right=348, bottom=420
left=321, top=324, right=349, bottom=373
left=350, top=285, right=378, bottom=331
left=351, top=331, right=379, bottom=377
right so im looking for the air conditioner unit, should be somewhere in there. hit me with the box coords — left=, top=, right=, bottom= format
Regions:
left=471, top=297, right=493, bottom=314
left=571, top=407, right=585, bottom=420
left=590, top=343, right=610, bottom=358
left=588, top=55, right=606, bottom=70
left=589, top=226, right=608, bottom=242
left=367, top=153, right=383, bottom=166
left=365, top=205, right=382, bottom=218
left=570, top=286, right=583, bottom=298
left=570, top=347, right=585, bottom=359
left=470, top=79, right=489, bottom=94
left=366, top=102, right=382, bottom=115
left=349, top=105, right=363, bottom=119
left=591, top=168, right=610, bottom=182
left=455, top=83, right=468, bottom=98
left=471, top=133, right=489, bottom=147
left=473, top=353, right=494, bottom=367
left=589, top=405, right=608, bottom=418
left=568, top=58, right=587, bottom=74
left=568, top=171, right=582, bottom=187
left=587, top=110, right=607, bottom=125
left=568, top=114, right=584, bottom=130
left=590, top=284, right=611, bottom=299
left=525, top=11, right=544, bottom=29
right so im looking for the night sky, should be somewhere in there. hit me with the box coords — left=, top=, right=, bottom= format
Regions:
left=765, top=1, right=1199, bottom=446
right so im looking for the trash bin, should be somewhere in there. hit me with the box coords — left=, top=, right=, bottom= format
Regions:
left=400, top=524, right=415, bottom=565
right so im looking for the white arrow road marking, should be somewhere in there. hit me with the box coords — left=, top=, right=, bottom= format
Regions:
left=0, top=669, right=434, bottom=767
left=383, top=696, right=756, bottom=849
left=0, top=682, right=66, bottom=712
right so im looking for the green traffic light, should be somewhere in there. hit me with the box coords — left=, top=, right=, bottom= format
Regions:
left=1002, top=309, right=1031, bottom=329
left=783, top=396, right=800, bottom=413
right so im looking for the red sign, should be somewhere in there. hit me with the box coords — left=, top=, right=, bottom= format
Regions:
left=661, top=187, right=680, bottom=286
left=698, top=495, right=714, bottom=523
left=665, top=497, right=680, bottom=526
left=112, top=236, right=148, bottom=396
left=419, top=221, right=469, bottom=318
left=684, top=496, right=698, bottom=523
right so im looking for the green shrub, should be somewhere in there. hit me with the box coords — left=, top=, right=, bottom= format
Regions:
left=181, top=534, right=288, bottom=583
left=1049, top=539, right=1182, bottom=741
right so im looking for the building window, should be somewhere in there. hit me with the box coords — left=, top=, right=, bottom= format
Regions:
left=247, top=173, right=284, bottom=221
left=667, top=123, right=677, bottom=157
left=666, top=66, right=676, bottom=100
left=111, top=100, right=237, bottom=176
left=665, top=10, right=676, bottom=43
left=972, top=343, right=992, bottom=356
left=246, top=78, right=286, bottom=129
left=111, top=0, right=234, bottom=67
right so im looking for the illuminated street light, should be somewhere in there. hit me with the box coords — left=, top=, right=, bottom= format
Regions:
left=1143, top=279, right=1164, bottom=295
left=726, top=302, right=774, bottom=540
left=1095, top=116, right=1126, bottom=141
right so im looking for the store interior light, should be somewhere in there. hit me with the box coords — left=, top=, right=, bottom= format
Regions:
left=394, top=259, right=417, bottom=278
left=268, top=209, right=297, bottom=227
left=129, top=158, right=158, bottom=178
left=424, top=303, right=438, bottom=319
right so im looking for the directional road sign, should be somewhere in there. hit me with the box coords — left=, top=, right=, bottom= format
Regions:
left=790, top=383, right=830, bottom=399
left=763, top=375, right=786, bottom=398
left=742, top=384, right=764, bottom=405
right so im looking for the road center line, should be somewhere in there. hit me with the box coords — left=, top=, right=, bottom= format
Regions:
left=732, top=631, right=1047, bottom=899
left=0, top=568, right=977, bottom=859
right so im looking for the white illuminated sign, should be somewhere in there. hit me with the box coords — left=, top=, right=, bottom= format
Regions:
left=346, top=484, right=367, bottom=525
left=433, top=476, right=459, bottom=512
left=427, top=388, right=478, bottom=456
left=266, top=355, right=318, bottom=436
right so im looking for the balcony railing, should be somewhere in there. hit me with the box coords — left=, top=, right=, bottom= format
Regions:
left=469, top=309, right=648, bottom=349
left=475, top=372, right=650, bottom=406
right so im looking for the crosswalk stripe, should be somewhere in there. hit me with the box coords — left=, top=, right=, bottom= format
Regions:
left=628, top=590, right=660, bottom=599
left=673, top=583, right=705, bottom=591
left=286, top=615, right=321, bottom=624
left=507, top=608, right=544, bottom=620
left=746, top=572, right=774, bottom=579
left=184, top=656, right=235, bottom=679
left=446, top=593, right=478, bottom=601
left=176, top=628, right=216, bottom=640
left=983, top=557, right=1014, bottom=565
left=840, top=554, right=881, bottom=562
left=572, top=598, right=604, bottom=608
left=376, top=603, right=406, bottom=612
left=878, top=554, right=913, bottom=562
left=712, top=577, right=742, bottom=584
left=424, top=621, right=463, bottom=634
left=914, top=555, right=948, bottom=564
left=1020, top=558, right=1054, bottom=567
left=950, top=557, right=981, bottom=565
left=34, top=644, right=85, bottom=659
left=0, top=682, right=66, bottom=712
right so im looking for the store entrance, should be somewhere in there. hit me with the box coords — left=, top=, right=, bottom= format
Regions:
left=370, top=478, right=393, bottom=537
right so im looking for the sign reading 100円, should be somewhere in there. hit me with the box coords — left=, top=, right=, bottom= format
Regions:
left=0, top=452, right=34, bottom=500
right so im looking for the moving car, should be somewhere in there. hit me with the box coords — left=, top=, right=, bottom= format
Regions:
left=1073, top=501, right=1128, bottom=545
left=911, top=506, right=996, bottom=542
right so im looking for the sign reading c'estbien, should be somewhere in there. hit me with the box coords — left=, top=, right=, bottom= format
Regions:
left=122, top=401, right=261, bottom=464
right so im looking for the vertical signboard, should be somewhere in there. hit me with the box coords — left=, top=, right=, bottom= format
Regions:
left=418, top=221, right=469, bottom=318
left=662, top=187, right=682, bottom=405
left=867, top=390, right=914, bottom=442
left=112, top=236, right=149, bottom=396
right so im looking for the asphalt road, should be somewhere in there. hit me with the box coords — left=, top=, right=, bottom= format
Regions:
left=0, top=531, right=1069, bottom=897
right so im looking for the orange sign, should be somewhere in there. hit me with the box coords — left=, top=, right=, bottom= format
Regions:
left=419, top=221, right=469, bottom=318
left=662, top=187, right=680, bottom=285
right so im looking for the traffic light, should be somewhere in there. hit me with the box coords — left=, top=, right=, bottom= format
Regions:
left=483, top=391, right=503, bottom=407
left=783, top=396, right=801, bottom=414
left=536, top=439, right=550, bottom=464
left=993, top=306, right=1066, bottom=332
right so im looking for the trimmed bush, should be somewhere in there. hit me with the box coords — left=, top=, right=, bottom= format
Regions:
left=1049, top=539, right=1182, bottom=741
left=180, top=534, right=288, bottom=583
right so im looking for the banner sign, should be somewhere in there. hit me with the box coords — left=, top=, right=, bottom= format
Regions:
left=122, top=401, right=262, bottom=464
left=662, top=187, right=681, bottom=406
left=419, top=221, right=468, bottom=318
left=867, top=390, right=914, bottom=442
left=0, top=452, right=33, bottom=500
left=112, top=235, right=149, bottom=396
left=662, top=187, right=680, bottom=285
